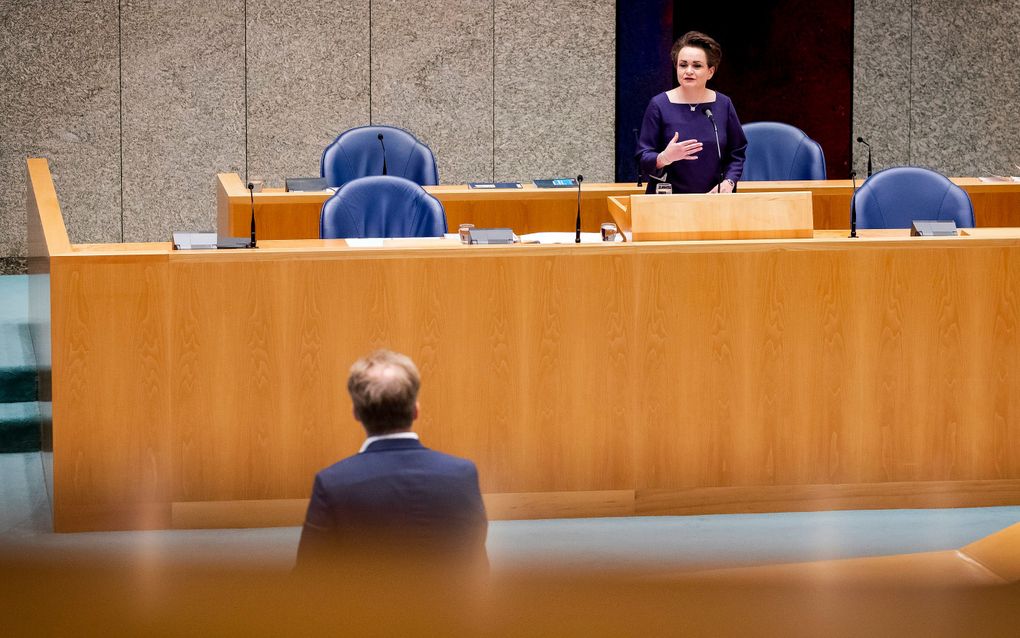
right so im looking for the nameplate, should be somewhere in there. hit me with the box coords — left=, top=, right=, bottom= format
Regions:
left=911, top=220, right=958, bottom=236
left=468, top=228, right=515, bottom=244
left=533, top=178, right=577, bottom=188
left=285, top=177, right=328, bottom=192
left=469, top=182, right=524, bottom=189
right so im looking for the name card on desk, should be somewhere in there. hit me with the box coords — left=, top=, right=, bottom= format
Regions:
left=911, top=220, right=958, bottom=236
left=469, top=182, right=523, bottom=189
left=285, top=177, right=328, bottom=192
left=533, top=178, right=577, bottom=188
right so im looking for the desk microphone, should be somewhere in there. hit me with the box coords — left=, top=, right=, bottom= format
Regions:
left=377, top=133, right=388, bottom=176
left=246, top=181, right=258, bottom=248
left=856, top=136, right=873, bottom=177
left=705, top=108, right=723, bottom=193
left=575, top=174, right=584, bottom=243
left=849, top=170, right=858, bottom=239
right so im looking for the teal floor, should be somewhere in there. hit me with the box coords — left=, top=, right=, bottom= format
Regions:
left=3, top=451, right=1019, bottom=573
left=0, top=274, right=28, bottom=323
left=0, top=275, right=39, bottom=451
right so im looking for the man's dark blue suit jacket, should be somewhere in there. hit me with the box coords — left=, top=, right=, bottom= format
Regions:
left=296, top=437, right=487, bottom=566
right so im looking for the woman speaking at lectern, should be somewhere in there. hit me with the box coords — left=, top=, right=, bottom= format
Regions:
left=635, top=31, right=747, bottom=194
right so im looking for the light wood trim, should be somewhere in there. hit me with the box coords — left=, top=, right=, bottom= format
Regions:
left=27, top=158, right=67, bottom=515
left=628, top=191, right=813, bottom=240
left=607, top=195, right=631, bottom=232
left=27, top=158, right=71, bottom=256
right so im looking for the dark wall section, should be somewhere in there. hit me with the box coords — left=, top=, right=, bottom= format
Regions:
left=615, top=1, right=674, bottom=183
left=617, top=1, right=853, bottom=181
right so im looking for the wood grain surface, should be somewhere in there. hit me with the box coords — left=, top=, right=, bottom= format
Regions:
left=627, top=191, right=813, bottom=240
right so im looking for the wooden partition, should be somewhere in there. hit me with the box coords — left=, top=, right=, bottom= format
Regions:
left=217, top=173, right=1020, bottom=240
left=31, top=159, right=1020, bottom=531
left=609, top=191, right=813, bottom=240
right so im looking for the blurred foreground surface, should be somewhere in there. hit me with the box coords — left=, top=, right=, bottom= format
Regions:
left=3, top=547, right=1020, bottom=637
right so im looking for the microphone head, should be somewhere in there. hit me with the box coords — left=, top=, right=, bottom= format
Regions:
left=856, top=136, right=866, bottom=143
left=576, top=174, right=584, bottom=184
left=377, top=133, right=384, bottom=141
left=247, top=182, right=254, bottom=190
left=704, top=108, right=713, bottom=118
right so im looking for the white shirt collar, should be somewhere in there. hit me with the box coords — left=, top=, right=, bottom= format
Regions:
left=358, top=431, right=419, bottom=453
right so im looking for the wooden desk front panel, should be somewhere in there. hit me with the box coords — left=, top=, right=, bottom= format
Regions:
left=49, top=237, right=1020, bottom=529
left=50, top=254, right=174, bottom=530
left=175, top=243, right=1020, bottom=496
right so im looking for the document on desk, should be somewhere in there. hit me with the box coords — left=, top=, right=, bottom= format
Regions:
left=520, top=232, right=618, bottom=244
left=345, top=237, right=454, bottom=248
left=345, top=238, right=386, bottom=247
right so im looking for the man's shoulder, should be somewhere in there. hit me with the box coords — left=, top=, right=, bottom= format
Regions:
left=315, top=444, right=477, bottom=481
left=417, top=447, right=479, bottom=472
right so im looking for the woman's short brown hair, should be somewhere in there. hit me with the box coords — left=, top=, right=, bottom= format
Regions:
left=347, top=349, right=421, bottom=435
left=671, top=31, right=722, bottom=70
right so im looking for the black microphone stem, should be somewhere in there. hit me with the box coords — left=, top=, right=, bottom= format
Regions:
left=247, top=181, right=258, bottom=248
left=575, top=174, right=584, bottom=244
left=856, top=136, right=873, bottom=178
left=849, top=171, right=858, bottom=239
left=377, top=133, right=388, bottom=176
left=705, top=108, right=723, bottom=193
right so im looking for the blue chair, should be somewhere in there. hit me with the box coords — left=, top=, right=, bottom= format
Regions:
left=742, top=121, right=827, bottom=181
left=319, top=175, right=447, bottom=239
left=321, top=125, right=439, bottom=188
left=852, top=166, right=974, bottom=229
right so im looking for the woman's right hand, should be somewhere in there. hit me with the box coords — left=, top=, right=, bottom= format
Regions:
left=656, top=132, right=703, bottom=168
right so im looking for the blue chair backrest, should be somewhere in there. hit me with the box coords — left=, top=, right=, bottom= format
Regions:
left=853, top=166, right=974, bottom=229
left=319, top=175, right=447, bottom=239
left=742, top=121, right=827, bottom=181
left=320, top=125, right=439, bottom=188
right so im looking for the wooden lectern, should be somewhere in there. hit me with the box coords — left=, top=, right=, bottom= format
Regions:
left=607, top=191, right=814, bottom=241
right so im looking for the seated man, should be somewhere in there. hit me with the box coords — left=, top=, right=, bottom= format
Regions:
left=295, top=349, right=488, bottom=569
